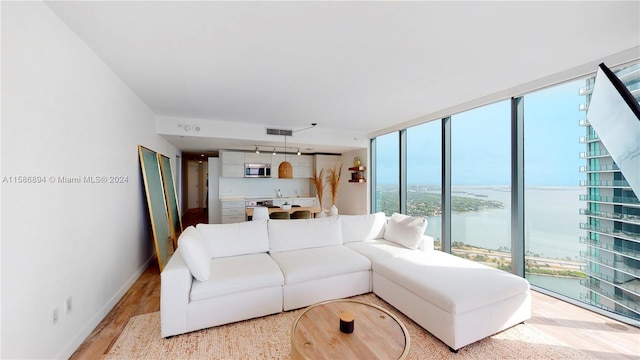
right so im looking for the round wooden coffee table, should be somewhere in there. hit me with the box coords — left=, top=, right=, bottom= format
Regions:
left=291, top=298, right=410, bottom=359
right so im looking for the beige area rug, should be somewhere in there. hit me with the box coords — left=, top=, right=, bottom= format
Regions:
left=107, top=293, right=592, bottom=359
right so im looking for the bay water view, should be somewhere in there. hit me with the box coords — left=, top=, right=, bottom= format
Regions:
left=379, top=185, right=587, bottom=299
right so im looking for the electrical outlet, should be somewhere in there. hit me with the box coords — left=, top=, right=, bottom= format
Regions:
left=65, top=296, right=72, bottom=315
left=51, top=307, right=59, bottom=326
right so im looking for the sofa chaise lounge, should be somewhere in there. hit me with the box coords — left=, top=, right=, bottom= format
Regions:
left=161, top=212, right=531, bottom=351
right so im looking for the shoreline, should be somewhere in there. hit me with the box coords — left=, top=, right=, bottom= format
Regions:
left=450, top=245, right=585, bottom=278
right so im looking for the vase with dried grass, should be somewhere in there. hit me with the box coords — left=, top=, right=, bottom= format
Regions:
left=310, top=168, right=326, bottom=217
left=327, top=163, right=342, bottom=216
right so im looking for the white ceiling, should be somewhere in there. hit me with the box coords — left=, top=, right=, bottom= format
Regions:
left=46, top=1, right=640, bottom=154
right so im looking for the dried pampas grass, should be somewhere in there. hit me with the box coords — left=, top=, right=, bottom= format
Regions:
left=327, top=163, right=342, bottom=206
left=310, top=168, right=325, bottom=209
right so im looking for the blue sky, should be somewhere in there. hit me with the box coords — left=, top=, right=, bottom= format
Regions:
left=375, top=79, right=586, bottom=186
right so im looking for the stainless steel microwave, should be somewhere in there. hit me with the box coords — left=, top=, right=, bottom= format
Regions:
left=244, top=163, right=271, bottom=178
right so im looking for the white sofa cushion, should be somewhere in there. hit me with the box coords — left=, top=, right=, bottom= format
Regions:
left=374, top=251, right=530, bottom=314
left=268, top=216, right=343, bottom=253
left=177, top=226, right=211, bottom=281
left=190, top=253, right=284, bottom=301
left=383, top=213, right=428, bottom=250
left=196, top=219, right=269, bottom=258
left=269, top=245, right=371, bottom=285
left=340, top=212, right=387, bottom=243
left=346, top=239, right=416, bottom=263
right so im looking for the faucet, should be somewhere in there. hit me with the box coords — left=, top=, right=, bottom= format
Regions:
left=277, top=189, right=283, bottom=198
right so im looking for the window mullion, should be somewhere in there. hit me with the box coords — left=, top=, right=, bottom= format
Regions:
left=442, top=117, right=452, bottom=254
left=511, top=97, right=525, bottom=276
left=400, top=130, right=407, bottom=214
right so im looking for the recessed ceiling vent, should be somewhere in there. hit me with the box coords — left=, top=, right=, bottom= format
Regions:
left=266, top=128, right=293, bottom=136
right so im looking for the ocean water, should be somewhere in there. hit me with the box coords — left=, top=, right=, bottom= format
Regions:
left=526, top=274, right=583, bottom=299
left=419, top=186, right=587, bottom=300
left=425, top=186, right=587, bottom=260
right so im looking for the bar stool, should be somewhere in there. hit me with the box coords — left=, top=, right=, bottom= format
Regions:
left=290, top=210, right=311, bottom=219
left=269, top=211, right=290, bottom=220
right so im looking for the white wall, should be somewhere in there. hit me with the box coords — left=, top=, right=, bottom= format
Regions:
left=337, top=149, right=369, bottom=215
left=208, top=158, right=221, bottom=224
left=1, top=2, right=178, bottom=358
left=312, top=152, right=369, bottom=214
left=313, top=154, right=342, bottom=210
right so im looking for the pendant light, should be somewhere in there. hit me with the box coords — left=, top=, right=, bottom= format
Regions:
left=278, top=134, right=293, bottom=178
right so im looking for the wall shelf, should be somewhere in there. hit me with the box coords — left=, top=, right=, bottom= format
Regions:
left=349, top=166, right=366, bottom=183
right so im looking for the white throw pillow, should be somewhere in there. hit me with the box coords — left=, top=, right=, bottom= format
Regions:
left=196, top=220, right=270, bottom=258
left=177, top=226, right=211, bottom=281
left=383, top=213, right=428, bottom=250
left=340, top=213, right=386, bottom=243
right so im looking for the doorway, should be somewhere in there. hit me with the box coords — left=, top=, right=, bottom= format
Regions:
left=181, top=151, right=218, bottom=224
left=186, top=159, right=208, bottom=210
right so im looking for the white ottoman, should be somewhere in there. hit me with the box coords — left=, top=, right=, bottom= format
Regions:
left=372, top=250, right=531, bottom=351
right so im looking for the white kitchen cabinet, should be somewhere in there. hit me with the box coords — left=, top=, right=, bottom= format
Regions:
left=221, top=200, right=246, bottom=223
left=221, top=151, right=245, bottom=178
left=221, top=165, right=244, bottom=178
left=293, top=165, right=313, bottom=178
left=270, top=155, right=313, bottom=178
left=275, top=155, right=312, bottom=178
left=245, top=153, right=273, bottom=165
left=271, top=154, right=292, bottom=178
left=271, top=154, right=285, bottom=166
left=222, top=165, right=244, bottom=178
left=221, top=151, right=245, bottom=164
left=292, top=155, right=313, bottom=166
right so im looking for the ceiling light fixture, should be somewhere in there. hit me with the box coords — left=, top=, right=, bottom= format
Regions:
left=272, top=148, right=277, bottom=155
left=278, top=134, right=293, bottom=178
left=293, top=122, right=317, bottom=133
left=255, top=146, right=260, bottom=154
left=297, top=148, right=301, bottom=156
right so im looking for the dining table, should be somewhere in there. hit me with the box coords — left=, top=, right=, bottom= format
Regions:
left=245, top=206, right=325, bottom=218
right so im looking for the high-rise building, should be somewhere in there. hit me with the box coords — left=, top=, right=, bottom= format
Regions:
left=579, top=62, right=640, bottom=322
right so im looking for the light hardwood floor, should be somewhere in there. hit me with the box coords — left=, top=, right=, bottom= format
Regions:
left=71, top=210, right=640, bottom=359
left=71, top=265, right=640, bottom=360
left=530, top=290, right=639, bottom=359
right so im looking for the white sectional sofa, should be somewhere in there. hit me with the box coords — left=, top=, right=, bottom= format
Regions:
left=161, top=212, right=531, bottom=351
left=267, top=216, right=371, bottom=311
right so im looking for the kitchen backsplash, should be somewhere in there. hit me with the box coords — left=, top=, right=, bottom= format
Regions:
left=219, top=177, right=312, bottom=199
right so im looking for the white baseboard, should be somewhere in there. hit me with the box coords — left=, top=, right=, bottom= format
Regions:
left=57, top=255, right=156, bottom=359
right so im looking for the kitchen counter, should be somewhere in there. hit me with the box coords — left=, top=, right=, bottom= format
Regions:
left=220, top=196, right=316, bottom=201
left=245, top=206, right=323, bottom=217
left=219, top=197, right=318, bottom=223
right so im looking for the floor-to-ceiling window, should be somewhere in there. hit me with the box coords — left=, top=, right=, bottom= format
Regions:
left=523, top=79, right=587, bottom=301
left=373, top=132, right=400, bottom=215
left=407, top=120, right=442, bottom=249
left=450, top=100, right=512, bottom=268
left=370, top=61, right=640, bottom=325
